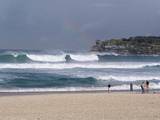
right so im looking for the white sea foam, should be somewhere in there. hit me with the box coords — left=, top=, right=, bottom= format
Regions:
left=27, top=54, right=66, bottom=62
left=111, top=84, right=140, bottom=90
left=70, top=54, right=98, bottom=61
left=0, top=86, right=136, bottom=92
left=98, top=76, right=160, bottom=82
left=109, top=83, right=160, bottom=90
left=0, top=83, right=159, bottom=92
left=0, top=62, right=160, bottom=69
left=27, top=53, right=99, bottom=62
left=149, top=82, right=160, bottom=89
left=97, top=52, right=119, bottom=56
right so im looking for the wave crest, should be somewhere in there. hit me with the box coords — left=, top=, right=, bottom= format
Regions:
left=27, top=54, right=66, bottom=62
left=97, top=76, right=160, bottom=82
left=70, top=54, right=98, bottom=62
left=0, top=53, right=32, bottom=63
left=0, top=52, right=99, bottom=63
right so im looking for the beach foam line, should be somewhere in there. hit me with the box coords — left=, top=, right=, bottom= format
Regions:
left=0, top=86, right=130, bottom=93
left=0, top=83, right=159, bottom=93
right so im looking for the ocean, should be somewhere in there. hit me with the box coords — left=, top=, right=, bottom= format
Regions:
left=0, top=49, right=160, bottom=92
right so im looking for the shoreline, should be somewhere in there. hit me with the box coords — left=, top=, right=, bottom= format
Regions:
left=0, top=89, right=159, bottom=97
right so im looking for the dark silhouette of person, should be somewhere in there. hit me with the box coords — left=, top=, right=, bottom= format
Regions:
left=141, top=82, right=145, bottom=94
left=65, top=55, right=72, bottom=62
left=145, top=80, right=150, bottom=93
left=130, top=83, right=133, bottom=91
left=108, top=84, right=111, bottom=93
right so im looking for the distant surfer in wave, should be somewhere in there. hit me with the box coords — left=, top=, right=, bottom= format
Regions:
left=65, top=55, right=72, bottom=62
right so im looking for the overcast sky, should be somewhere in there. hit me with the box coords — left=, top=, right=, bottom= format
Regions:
left=0, top=0, right=160, bottom=50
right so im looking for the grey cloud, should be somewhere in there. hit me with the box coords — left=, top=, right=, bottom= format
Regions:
left=0, top=0, right=160, bottom=50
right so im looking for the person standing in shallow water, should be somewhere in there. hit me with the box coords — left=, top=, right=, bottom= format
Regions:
left=140, top=82, right=145, bottom=94
left=145, top=80, right=150, bottom=93
left=130, top=83, right=133, bottom=91
left=107, top=84, right=111, bottom=93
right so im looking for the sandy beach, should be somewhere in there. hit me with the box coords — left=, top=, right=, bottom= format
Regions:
left=0, top=92, right=160, bottom=120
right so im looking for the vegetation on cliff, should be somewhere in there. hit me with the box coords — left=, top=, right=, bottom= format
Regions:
left=91, top=36, right=160, bottom=55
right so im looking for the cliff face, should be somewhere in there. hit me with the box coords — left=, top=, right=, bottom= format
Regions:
left=91, top=36, right=160, bottom=55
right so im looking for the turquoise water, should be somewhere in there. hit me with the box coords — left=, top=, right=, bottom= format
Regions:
left=0, top=49, right=160, bottom=92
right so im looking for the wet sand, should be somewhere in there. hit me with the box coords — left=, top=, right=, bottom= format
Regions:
left=0, top=92, right=160, bottom=120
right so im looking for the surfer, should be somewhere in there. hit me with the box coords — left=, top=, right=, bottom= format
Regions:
left=65, top=55, right=72, bottom=62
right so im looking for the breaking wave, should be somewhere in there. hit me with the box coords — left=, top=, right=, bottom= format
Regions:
left=0, top=53, right=32, bottom=63
left=97, top=75, right=160, bottom=82
left=27, top=54, right=66, bottom=62
left=0, top=52, right=99, bottom=63
left=70, top=54, right=98, bottom=62
left=1, top=62, right=160, bottom=69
